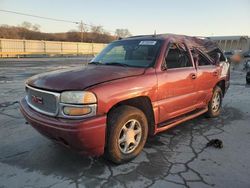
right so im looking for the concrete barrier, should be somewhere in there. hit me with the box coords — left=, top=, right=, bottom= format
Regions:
left=0, top=38, right=106, bottom=57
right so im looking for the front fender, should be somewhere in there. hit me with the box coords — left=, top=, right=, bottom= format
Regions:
left=89, top=72, right=158, bottom=115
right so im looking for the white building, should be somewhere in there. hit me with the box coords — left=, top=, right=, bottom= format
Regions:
left=208, top=36, right=250, bottom=53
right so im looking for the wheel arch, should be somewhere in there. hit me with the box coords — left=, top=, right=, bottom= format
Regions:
left=107, top=96, right=155, bottom=136
left=215, top=79, right=226, bottom=96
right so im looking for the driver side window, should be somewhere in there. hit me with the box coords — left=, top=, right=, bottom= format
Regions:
left=164, top=43, right=193, bottom=69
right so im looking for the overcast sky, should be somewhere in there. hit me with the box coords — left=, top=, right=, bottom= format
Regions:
left=0, top=0, right=249, bottom=36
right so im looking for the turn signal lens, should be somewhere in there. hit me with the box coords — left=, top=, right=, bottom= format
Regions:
left=63, top=106, right=92, bottom=116
left=82, top=92, right=97, bottom=104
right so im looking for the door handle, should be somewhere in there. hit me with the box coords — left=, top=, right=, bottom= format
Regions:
left=190, top=73, right=197, bottom=79
left=213, top=71, right=218, bottom=76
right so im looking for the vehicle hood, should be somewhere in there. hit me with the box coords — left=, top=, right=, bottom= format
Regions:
left=26, top=64, right=145, bottom=92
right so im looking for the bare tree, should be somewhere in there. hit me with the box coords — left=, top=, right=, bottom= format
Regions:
left=32, top=24, right=41, bottom=32
left=66, top=30, right=80, bottom=42
left=20, top=21, right=32, bottom=30
left=90, top=25, right=104, bottom=34
left=115, top=29, right=131, bottom=38
left=0, top=23, right=115, bottom=43
left=19, top=22, right=41, bottom=32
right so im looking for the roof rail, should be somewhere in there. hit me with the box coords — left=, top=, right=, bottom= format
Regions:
left=127, top=34, right=156, bottom=39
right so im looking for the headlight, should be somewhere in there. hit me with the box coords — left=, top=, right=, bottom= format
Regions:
left=60, top=91, right=97, bottom=118
left=60, top=91, right=97, bottom=104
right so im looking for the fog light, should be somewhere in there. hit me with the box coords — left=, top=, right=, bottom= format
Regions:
left=63, top=106, right=92, bottom=116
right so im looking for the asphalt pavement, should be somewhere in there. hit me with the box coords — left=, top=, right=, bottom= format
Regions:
left=0, top=58, right=250, bottom=188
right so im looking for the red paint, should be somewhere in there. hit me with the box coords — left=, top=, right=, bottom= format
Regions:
left=27, top=65, right=145, bottom=91
left=20, top=34, right=230, bottom=156
left=20, top=98, right=106, bottom=156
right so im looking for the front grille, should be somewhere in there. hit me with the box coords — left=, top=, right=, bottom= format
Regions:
left=26, top=86, right=60, bottom=116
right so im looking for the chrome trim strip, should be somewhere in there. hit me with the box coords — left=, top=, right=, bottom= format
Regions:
left=25, top=85, right=60, bottom=117
left=26, top=85, right=60, bottom=97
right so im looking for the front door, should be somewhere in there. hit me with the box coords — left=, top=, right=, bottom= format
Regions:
left=157, top=43, right=198, bottom=123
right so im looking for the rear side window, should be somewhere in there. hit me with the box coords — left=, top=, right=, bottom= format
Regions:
left=191, top=49, right=212, bottom=66
left=197, top=53, right=211, bottom=66
left=208, top=48, right=226, bottom=62
left=165, top=43, right=193, bottom=69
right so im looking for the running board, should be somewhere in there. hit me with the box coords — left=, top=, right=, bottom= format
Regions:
left=156, top=108, right=208, bottom=134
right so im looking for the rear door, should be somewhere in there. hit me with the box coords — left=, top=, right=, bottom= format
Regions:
left=156, top=43, right=198, bottom=123
left=194, top=51, right=220, bottom=104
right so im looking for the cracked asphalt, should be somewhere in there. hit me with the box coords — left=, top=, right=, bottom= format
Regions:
left=0, top=57, right=250, bottom=188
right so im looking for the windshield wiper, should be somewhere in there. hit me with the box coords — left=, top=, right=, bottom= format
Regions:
left=105, top=62, right=129, bottom=67
left=89, top=61, right=103, bottom=65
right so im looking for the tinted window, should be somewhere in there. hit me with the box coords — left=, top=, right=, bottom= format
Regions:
left=224, top=52, right=233, bottom=55
left=165, top=43, right=193, bottom=69
left=191, top=49, right=213, bottom=66
left=208, top=48, right=226, bottom=62
left=197, top=54, right=211, bottom=66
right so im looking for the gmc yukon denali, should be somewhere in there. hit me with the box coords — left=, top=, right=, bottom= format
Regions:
left=20, top=34, right=230, bottom=164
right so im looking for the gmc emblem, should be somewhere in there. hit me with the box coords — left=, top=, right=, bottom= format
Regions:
left=31, top=95, right=43, bottom=104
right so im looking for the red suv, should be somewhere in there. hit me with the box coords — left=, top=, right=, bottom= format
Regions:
left=20, top=34, right=230, bottom=164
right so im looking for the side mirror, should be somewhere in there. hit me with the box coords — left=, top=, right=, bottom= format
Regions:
left=214, top=53, right=221, bottom=66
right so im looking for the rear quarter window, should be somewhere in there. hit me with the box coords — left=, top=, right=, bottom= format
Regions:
left=208, top=48, right=226, bottom=62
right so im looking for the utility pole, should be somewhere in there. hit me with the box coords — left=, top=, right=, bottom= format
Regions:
left=80, top=20, right=83, bottom=42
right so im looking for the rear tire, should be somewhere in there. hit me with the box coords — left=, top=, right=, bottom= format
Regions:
left=206, top=86, right=223, bottom=118
left=246, top=79, right=250, bottom=84
left=105, top=105, right=148, bottom=164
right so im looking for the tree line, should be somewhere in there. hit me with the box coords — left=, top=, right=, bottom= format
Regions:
left=0, top=22, right=132, bottom=43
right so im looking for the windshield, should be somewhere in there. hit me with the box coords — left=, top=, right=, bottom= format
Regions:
left=91, top=39, right=162, bottom=68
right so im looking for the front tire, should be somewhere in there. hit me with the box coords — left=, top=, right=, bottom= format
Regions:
left=105, top=105, right=148, bottom=164
left=206, top=86, right=223, bottom=118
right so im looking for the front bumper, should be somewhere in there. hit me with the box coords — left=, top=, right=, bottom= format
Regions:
left=19, top=98, right=107, bottom=156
